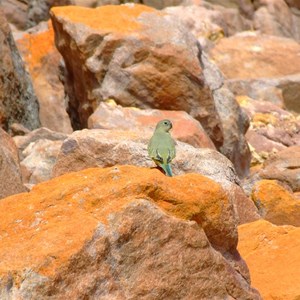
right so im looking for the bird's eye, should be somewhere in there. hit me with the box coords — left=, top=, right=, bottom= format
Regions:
left=164, top=121, right=168, bottom=125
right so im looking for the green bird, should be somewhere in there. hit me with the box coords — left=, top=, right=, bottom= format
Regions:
left=148, top=119, right=176, bottom=177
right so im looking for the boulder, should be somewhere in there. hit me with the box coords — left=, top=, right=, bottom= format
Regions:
left=50, top=4, right=251, bottom=177
left=238, top=96, right=300, bottom=163
left=238, top=219, right=300, bottom=300
left=252, top=180, right=300, bottom=226
left=0, top=0, right=28, bottom=30
left=0, top=128, right=26, bottom=199
left=253, top=0, right=296, bottom=39
left=259, top=146, right=300, bottom=192
left=88, top=100, right=215, bottom=149
left=16, top=22, right=73, bottom=134
left=52, top=128, right=259, bottom=224
left=0, top=166, right=260, bottom=299
left=209, top=33, right=300, bottom=110
left=13, top=127, right=68, bottom=185
left=0, top=9, right=40, bottom=132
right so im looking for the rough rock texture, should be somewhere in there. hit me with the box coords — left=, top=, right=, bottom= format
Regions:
left=259, top=146, right=300, bottom=192
left=0, top=128, right=26, bottom=199
left=50, top=4, right=251, bottom=178
left=237, top=96, right=300, bottom=165
left=253, top=0, right=300, bottom=41
left=164, top=3, right=251, bottom=41
left=209, top=33, right=300, bottom=110
left=0, top=166, right=260, bottom=299
left=209, top=33, right=300, bottom=80
left=0, top=9, right=40, bottom=132
left=238, top=220, right=300, bottom=300
left=88, top=100, right=215, bottom=149
left=0, top=0, right=28, bottom=30
left=13, top=127, right=68, bottom=185
left=0, top=0, right=72, bottom=30
left=20, top=139, right=64, bottom=187
left=252, top=180, right=300, bottom=226
left=52, top=128, right=259, bottom=224
left=16, top=22, right=73, bottom=134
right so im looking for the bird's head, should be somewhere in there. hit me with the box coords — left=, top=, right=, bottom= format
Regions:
left=155, top=119, right=173, bottom=132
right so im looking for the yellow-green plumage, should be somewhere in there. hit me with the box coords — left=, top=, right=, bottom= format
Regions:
left=148, top=119, right=176, bottom=177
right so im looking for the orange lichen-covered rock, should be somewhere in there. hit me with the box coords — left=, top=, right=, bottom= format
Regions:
left=0, top=166, right=260, bottom=299
left=16, top=23, right=72, bottom=134
left=238, top=220, right=300, bottom=300
left=252, top=180, right=300, bottom=226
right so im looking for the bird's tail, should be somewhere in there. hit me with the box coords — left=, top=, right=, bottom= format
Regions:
left=161, top=164, right=173, bottom=177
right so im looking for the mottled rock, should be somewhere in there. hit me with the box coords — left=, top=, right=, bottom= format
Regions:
left=88, top=100, right=215, bottom=149
left=238, top=220, right=300, bottom=300
left=209, top=33, right=300, bottom=110
left=0, top=9, right=40, bottom=132
left=0, top=166, right=260, bottom=299
left=20, top=139, right=63, bottom=186
left=50, top=5, right=222, bottom=141
left=238, top=97, right=300, bottom=164
left=16, top=22, right=72, bottom=134
left=253, top=0, right=296, bottom=39
left=0, top=0, right=28, bottom=30
left=0, top=128, right=26, bottom=199
left=50, top=5, right=251, bottom=177
left=252, top=180, right=300, bottom=226
left=201, top=53, right=251, bottom=178
left=209, top=33, right=300, bottom=80
left=52, top=128, right=259, bottom=224
left=14, top=127, right=67, bottom=159
left=259, top=146, right=300, bottom=192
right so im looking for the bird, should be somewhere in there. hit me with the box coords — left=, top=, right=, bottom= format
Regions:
left=147, top=119, right=176, bottom=177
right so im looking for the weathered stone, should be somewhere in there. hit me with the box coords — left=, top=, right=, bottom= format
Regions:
left=209, top=33, right=300, bottom=80
left=0, top=9, right=40, bottom=132
left=50, top=5, right=222, bottom=141
left=0, top=0, right=28, bottom=30
left=20, top=139, right=64, bottom=186
left=52, top=128, right=259, bottom=224
left=260, top=146, right=300, bottom=192
left=50, top=5, right=251, bottom=177
left=88, top=100, right=215, bottom=149
left=252, top=180, right=300, bottom=226
left=253, top=0, right=296, bottom=39
left=209, top=33, right=300, bottom=110
left=238, top=219, right=300, bottom=300
left=0, top=128, right=26, bottom=199
left=16, top=22, right=73, bottom=134
left=13, top=127, right=68, bottom=160
left=0, top=166, right=261, bottom=299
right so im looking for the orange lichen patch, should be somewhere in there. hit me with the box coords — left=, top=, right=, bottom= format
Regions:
left=252, top=180, right=300, bottom=226
left=51, top=4, right=158, bottom=34
left=238, top=220, right=300, bottom=300
left=17, top=23, right=56, bottom=77
left=0, top=165, right=228, bottom=277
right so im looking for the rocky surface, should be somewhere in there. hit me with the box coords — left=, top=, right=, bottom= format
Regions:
left=0, top=128, right=27, bottom=199
left=238, top=220, right=300, bottom=300
left=209, top=33, right=300, bottom=111
left=52, top=128, right=259, bottom=224
left=49, top=4, right=251, bottom=178
left=16, top=22, right=73, bottom=134
left=88, top=100, right=215, bottom=149
left=252, top=180, right=300, bottom=226
left=0, top=166, right=260, bottom=299
left=1, top=0, right=300, bottom=298
left=0, top=9, right=40, bottom=132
